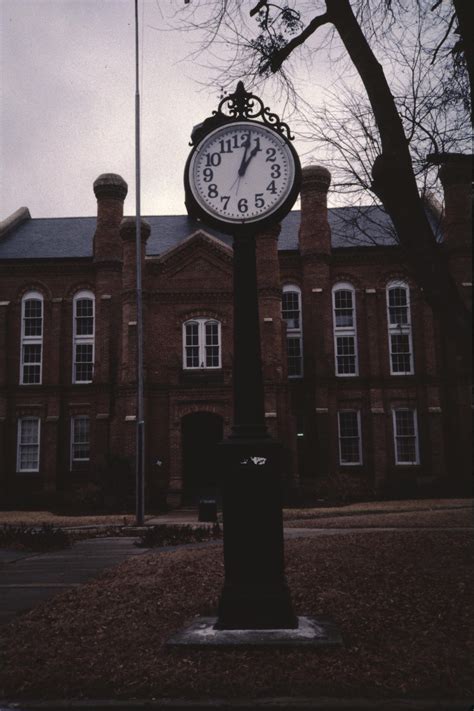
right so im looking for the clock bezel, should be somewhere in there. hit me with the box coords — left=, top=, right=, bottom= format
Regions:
left=184, top=117, right=301, bottom=236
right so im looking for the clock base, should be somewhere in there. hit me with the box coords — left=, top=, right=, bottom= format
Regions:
left=216, top=437, right=297, bottom=631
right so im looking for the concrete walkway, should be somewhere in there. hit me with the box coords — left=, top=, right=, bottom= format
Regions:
left=0, top=537, right=150, bottom=627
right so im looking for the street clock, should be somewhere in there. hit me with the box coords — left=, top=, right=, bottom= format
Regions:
left=184, top=83, right=301, bottom=234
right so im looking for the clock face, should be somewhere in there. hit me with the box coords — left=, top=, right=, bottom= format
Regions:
left=187, top=121, right=298, bottom=228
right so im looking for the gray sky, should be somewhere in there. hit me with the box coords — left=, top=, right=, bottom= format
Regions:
left=1, top=0, right=330, bottom=220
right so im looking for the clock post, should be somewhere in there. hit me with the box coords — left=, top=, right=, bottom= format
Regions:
left=215, top=224, right=297, bottom=629
left=184, top=83, right=301, bottom=630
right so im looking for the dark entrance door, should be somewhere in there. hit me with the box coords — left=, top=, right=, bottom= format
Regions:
left=182, top=412, right=223, bottom=504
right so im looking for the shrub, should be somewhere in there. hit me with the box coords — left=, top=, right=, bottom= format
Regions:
left=0, top=524, right=72, bottom=551
left=135, top=523, right=221, bottom=548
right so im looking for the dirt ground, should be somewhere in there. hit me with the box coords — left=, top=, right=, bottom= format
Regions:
left=1, top=529, right=472, bottom=702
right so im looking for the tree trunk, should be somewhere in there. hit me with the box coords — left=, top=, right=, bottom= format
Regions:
left=326, top=0, right=471, bottom=364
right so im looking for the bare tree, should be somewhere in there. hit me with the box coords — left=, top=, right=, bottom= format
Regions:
left=174, top=0, right=471, bottom=362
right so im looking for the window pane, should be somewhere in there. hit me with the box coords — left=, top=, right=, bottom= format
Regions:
left=20, top=418, right=39, bottom=444
left=339, top=411, right=358, bottom=437
left=72, top=417, right=90, bottom=460
left=75, top=344, right=93, bottom=381
left=185, top=322, right=199, bottom=367
left=395, top=410, right=415, bottom=436
left=391, top=334, right=411, bottom=373
left=394, top=410, right=418, bottom=463
left=75, top=299, right=94, bottom=335
left=334, top=290, right=354, bottom=328
left=22, top=344, right=42, bottom=384
left=282, top=291, right=300, bottom=329
left=340, top=438, right=360, bottom=463
left=24, top=299, right=43, bottom=337
left=23, top=344, right=41, bottom=363
left=287, top=337, right=302, bottom=377
left=18, top=419, right=40, bottom=471
left=388, top=288, right=408, bottom=327
left=339, top=412, right=360, bottom=464
left=336, top=336, right=356, bottom=374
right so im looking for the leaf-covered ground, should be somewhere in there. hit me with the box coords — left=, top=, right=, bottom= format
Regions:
left=284, top=508, right=473, bottom=528
left=1, top=530, right=472, bottom=702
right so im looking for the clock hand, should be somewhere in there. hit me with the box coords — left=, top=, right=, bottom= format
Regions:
left=237, top=133, right=251, bottom=177
left=239, top=143, right=261, bottom=177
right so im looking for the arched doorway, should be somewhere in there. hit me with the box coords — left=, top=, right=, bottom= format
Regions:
left=181, top=412, right=223, bottom=504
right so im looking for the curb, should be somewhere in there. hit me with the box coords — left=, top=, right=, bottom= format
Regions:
left=1, top=697, right=472, bottom=710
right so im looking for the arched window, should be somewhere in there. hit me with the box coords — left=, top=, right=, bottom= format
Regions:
left=282, top=285, right=303, bottom=378
left=332, top=283, right=358, bottom=376
left=73, top=291, right=95, bottom=383
left=20, top=291, right=43, bottom=385
left=183, top=318, right=221, bottom=369
left=386, top=280, right=414, bottom=375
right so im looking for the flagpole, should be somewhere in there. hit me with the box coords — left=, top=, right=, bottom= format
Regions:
left=134, top=0, right=145, bottom=526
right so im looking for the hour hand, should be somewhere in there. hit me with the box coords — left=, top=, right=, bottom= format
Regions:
left=239, top=143, right=260, bottom=177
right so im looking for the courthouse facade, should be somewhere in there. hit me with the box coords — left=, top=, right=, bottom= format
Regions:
left=0, top=157, right=471, bottom=507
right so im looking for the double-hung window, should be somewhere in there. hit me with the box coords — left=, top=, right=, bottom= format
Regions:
left=73, top=291, right=95, bottom=383
left=183, top=319, right=221, bottom=369
left=20, top=292, right=43, bottom=385
left=338, top=411, right=362, bottom=465
left=282, top=285, right=303, bottom=378
left=392, top=408, right=419, bottom=464
left=333, top=283, right=358, bottom=376
left=71, top=416, right=91, bottom=467
left=386, top=281, right=414, bottom=374
left=17, top=417, right=41, bottom=472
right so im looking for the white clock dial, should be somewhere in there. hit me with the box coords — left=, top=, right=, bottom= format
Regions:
left=188, top=121, right=296, bottom=225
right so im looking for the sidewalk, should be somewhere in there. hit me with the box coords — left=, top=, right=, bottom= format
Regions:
left=0, top=537, right=151, bottom=626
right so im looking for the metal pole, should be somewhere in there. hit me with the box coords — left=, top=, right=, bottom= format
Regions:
left=135, top=0, right=145, bottom=526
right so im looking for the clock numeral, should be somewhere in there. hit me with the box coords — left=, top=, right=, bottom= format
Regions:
left=253, top=137, right=262, bottom=152
left=266, top=180, right=277, bottom=195
left=208, top=184, right=218, bottom=198
left=271, top=164, right=281, bottom=179
left=266, top=147, right=277, bottom=162
left=205, top=153, right=222, bottom=167
left=238, top=198, right=249, bottom=213
left=255, top=193, right=265, bottom=209
left=219, top=139, right=233, bottom=154
left=203, top=168, right=213, bottom=182
left=220, top=195, right=230, bottom=209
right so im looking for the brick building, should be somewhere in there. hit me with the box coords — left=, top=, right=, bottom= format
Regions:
left=0, top=158, right=471, bottom=508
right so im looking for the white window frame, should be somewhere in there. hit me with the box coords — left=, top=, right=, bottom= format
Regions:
left=70, top=416, right=91, bottom=468
left=72, top=291, right=95, bottom=384
left=282, top=284, right=303, bottom=378
left=17, top=417, right=41, bottom=473
left=332, top=283, right=358, bottom=377
left=392, top=408, right=420, bottom=465
left=338, top=410, right=362, bottom=465
left=20, top=291, right=43, bottom=385
left=182, top=318, right=222, bottom=370
left=386, top=280, right=414, bottom=375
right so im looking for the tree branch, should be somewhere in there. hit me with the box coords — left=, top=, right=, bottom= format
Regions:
left=263, top=12, right=330, bottom=73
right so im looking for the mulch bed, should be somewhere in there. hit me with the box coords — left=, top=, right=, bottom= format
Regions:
left=1, top=531, right=472, bottom=701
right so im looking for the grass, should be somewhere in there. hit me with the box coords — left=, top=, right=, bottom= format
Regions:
left=1, top=529, right=472, bottom=702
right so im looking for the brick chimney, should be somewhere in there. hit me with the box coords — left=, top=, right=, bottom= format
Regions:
left=93, top=174, right=128, bottom=262
left=438, top=154, right=472, bottom=251
left=298, top=165, right=331, bottom=256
